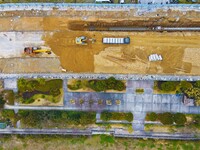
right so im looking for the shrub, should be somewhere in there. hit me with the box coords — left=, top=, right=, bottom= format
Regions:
left=68, top=80, right=82, bottom=90
left=194, top=81, right=200, bottom=88
left=106, top=77, right=116, bottom=89
left=95, top=80, right=107, bottom=92
left=101, top=112, right=133, bottom=122
left=36, top=79, right=63, bottom=92
left=18, top=78, right=27, bottom=92
left=173, top=113, right=187, bottom=125
left=80, top=112, right=96, bottom=125
left=114, top=81, right=125, bottom=91
left=192, top=115, right=200, bottom=126
left=79, top=99, right=84, bottom=105
left=158, top=112, right=174, bottom=125
left=101, top=111, right=112, bottom=121
left=135, top=89, right=144, bottom=93
left=146, top=112, right=157, bottom=121
left=49, top=88, right=61, bottom=97
left=161, top=82, right=176, bottom=92
left=180, top=81, right=193, bottom=92
left=2, top=110, right=15, bottom=119
left=0, top=95, right=5, bottom=108
left=125, top=112, right=134, bottom=122
left=3, top=90, right=15, bottom=105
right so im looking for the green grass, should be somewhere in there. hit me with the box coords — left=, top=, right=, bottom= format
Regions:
left=35, top=79, right=63, bottom=92
left=179, top=0, right=193, bottom=4
left=101, top=111, right=133, bottom=122
left=31, top=88, right=63, bottom=103
left=2, top=135, right=200, bottom=150
left=18, top=79, right=63, bottom=105
left=100, top=135, right=115, bottom=145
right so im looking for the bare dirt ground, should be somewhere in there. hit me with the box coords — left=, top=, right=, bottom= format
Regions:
left=0, top=57, right=62, bottom=73
left=0, top=8, right=199, bottom=74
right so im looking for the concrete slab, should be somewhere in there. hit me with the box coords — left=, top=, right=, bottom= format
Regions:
left=171, top=104, right=180, bottom=113
left=161, top=103, right=171, bottom=112
left=4, top=78, right=17, bottom=92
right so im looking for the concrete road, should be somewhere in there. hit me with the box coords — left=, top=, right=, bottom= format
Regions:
left=1, top=73, right=200, bottom=81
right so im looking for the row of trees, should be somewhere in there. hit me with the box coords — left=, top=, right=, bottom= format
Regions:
left=19, top=110, right=96, bottom=128
left=146, top=112, right=187, bottom=125
left=157, top=81, right=194, bottom=92
left=101, top=111, right=133, bottom=122
left=68, top=77, right=126, bottom=92
left=157, top=81, right=200, bottom=105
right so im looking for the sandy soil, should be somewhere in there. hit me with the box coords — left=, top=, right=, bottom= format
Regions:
left=0, top=57, right=62, bottom=73
left=0, top=8, right=199, bottom=74
left=95, top=32, right=200, bottom=75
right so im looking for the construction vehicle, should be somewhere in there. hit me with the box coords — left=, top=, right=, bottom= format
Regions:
left=24, top=47, right=51, bottom=55
left=75, top=36, right=88, bottom=45
left=102, top=37, right=130, bottom=44
left=75, top=36, right=96, bottom=45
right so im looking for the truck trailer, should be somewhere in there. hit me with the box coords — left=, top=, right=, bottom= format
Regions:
left=102, top=37, right=130, bottom=44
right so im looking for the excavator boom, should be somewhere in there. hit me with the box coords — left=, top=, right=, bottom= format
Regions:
left=24, top=47, right=52, bottom=55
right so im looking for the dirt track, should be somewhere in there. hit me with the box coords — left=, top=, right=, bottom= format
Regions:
left=0, top=8, right=199, bottom=74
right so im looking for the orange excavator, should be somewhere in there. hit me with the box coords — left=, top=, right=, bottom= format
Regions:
left=24, top=47, right=51, bottom=56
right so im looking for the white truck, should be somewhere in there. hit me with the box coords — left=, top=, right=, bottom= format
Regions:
left=102, top=37, right=130, bottom=44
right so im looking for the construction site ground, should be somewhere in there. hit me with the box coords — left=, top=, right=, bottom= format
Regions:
left=0, top=8, right=199, bottom=75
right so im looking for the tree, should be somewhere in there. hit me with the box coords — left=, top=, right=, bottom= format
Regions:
left=114, top=81, right=125, bottom=91
left=180, top=81, right=193, bottom=92
left=95, top=80, right=107, bottom=92
left=61, top=112, right=68, bottom=119
left=193, top=115, right=200, bottom=126
left=158, top=112, right=174, bottom=125
left=2, top=110, right=15, bottom=119
left=37, top=78, right=46, bottom=85
left=125, top=112, right=133, bottom=122
left=106, top=77, right=117, bottom=89
left=173, top=113, right=186, bottom=126
left=194, top=81, right=200, bottom=88
left=17, top=78, right=27, bottom=92
left=80, top=112, right=95, bottom=125
left=161, top=82, right=176, bottom=92
left=0, top=95, right=5, bottom=108
left=146, top=112, right=157, bottom=121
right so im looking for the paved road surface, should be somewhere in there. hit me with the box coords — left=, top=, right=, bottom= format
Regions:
left=1, top=73, right=200, bottom=81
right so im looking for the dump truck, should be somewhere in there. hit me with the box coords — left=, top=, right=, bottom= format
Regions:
left=24, top=47, right=51, bottom=55
left=102, top=37, right=130, bottom=44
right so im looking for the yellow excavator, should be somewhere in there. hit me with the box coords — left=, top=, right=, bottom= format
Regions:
left=75, top=36, right=88, bottom=45
left=24, top=47, right=51, bottom=56
left=75, top=36, right=96, bottom=45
